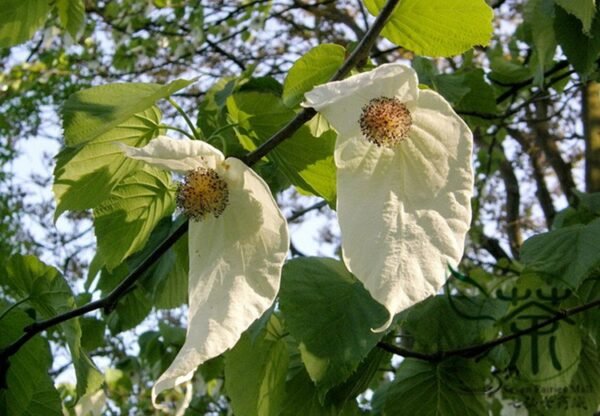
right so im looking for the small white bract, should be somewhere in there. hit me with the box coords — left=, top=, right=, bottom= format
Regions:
left=119, top=136, right=289, bottom=404
left=303, top=64, right=473, bottom=331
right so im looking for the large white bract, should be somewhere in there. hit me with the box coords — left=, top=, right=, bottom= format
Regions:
left=119, top=136, right=289, bottom=404
left=304, top=64, right=473, bottom=331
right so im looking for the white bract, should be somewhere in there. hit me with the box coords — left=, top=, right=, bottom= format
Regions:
left=119, top=136, right=289, bottom=404
left=304, top=64, right=473, bottom=331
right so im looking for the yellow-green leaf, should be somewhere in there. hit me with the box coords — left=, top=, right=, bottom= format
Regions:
left=56, top=0, right=86, bottom=39
left=0, top=0, right=50, bottom=47
left=63, top=79, right=192, bottom=146
left=53, top=107, right=162, bottom=218
left=364, top=0, right=493, bottom=57
left=282, top=44, right=346, bottom=108
left=93, top=166, right=176, bottom=270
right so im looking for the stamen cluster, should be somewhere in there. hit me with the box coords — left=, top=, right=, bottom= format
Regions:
left=359, top=97, right=412, bottom=147
left=177, top=167, right=229, bottom=221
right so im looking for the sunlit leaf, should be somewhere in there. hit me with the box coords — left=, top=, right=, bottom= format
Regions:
left=63, top=79, right=192, bottom=146
left=283, top=44, right=346, bottom=108
left=364, top=0, right=493, bottom=57
left=53, top=107, right=162, bottom=218
left=93, top=166, right=176, bottom=270
left=0, top=0, right=50, bottom=47
left=56, top=0, right=85, bottom=39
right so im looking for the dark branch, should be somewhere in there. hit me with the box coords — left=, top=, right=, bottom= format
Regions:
left=378, top=296, right=600, bottom=361
left=507, top=127, right=556, bottom=227
left=498, top=157, right=522, bottom=258
left=0, top=221, right=189, bottom=363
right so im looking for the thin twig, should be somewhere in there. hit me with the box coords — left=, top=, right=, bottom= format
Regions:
left=287, top=200, right=328, bottom=223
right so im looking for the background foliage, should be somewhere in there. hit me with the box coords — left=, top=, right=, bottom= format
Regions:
left=1, top=0, right=600, bottom=415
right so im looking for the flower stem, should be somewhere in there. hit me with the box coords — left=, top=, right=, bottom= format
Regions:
left=168, top=97, right=200, bottom=140
left=160, top=124, right=197, bottom=141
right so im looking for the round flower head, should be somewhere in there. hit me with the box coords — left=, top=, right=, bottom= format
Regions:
left=176, top=167, right=229, bottom=220
left=303, top=64, right=473, bottom=331
left=119, top=136, right=289, bottom=404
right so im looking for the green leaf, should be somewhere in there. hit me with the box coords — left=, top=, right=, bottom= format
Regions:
left=383, top=358, right=488, bottom=416
left=107, top=287, right=153, bottom=334
left=498, top=275, right=582, bottom=389
left=122, top=215, right=188, bottom=310
left=520, top=218, right=600, bottom=288
left=561, top=335, right=600, bottom=416
left=0, top=0, right=50, bottom=48
left=279, top=257, right=388, bottom=394
left=0, top=305, right=61, bottom=416
left=95, top=216, right=184, bottom=333
left=363, top=0, right=493, bottom=57
left=412, top=56, right=439, bottom=85
left=93, top=165, right=176, bottom=270
left=523, top=0, right=557, bottom=81
left=280, top=368, right=363, bottom=416
left=56, top=0, right=85, bottom=39
left=80, top=318, right=106, bottom=352
left=488, top=54, right=533, bottom=85
left=227, top=92, right=336, bottom=203
left=228, top=91, right=294, bottom=146
left=430, top=73, right=472, bottom=105
left=556, top=0, right=597, bottom=34
left=282, top=44, right=346, bottom=108
left=225, top=314, right=289, bottom=416
left=274, top=126, right=336, bottom=202
left=63, top=79, right=193, bottom=146
left=53, top=107, right=162, bottom=218
left=555, top=4, right=600, bottom=76
left=553, top=190, right=600, bottom=227
left=325, top=347, right=391, bottom=407
left=153, top=233, right=188, bottom=309
left=3, top=255, right=103, bottom=399
left=423, top=70, right=496, bottom=128
left=399, top=294, right=506, bottom=354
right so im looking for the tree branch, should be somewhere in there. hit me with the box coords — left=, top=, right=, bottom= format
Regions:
left=533, top=99, right=577, bottom=202
left=582, top=81, right=600, bottom=192
left=242, top=0, right=401, bottom=166
left=0, top=221, right=189, bottom=365
left=507, top=127, right=556, bottom=227
left=378, top=297, right=600, bottom=361
left=498, top=157, right=522, bottom=258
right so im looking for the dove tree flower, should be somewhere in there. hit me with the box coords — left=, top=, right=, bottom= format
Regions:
left=119, top=136, right=289, bottom=403
left=304, top=63, right=473, bottom=331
